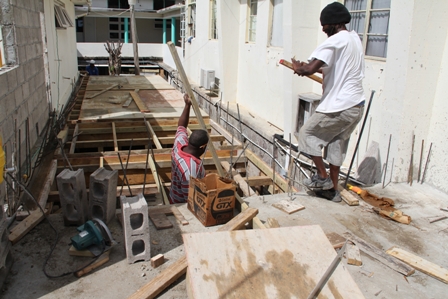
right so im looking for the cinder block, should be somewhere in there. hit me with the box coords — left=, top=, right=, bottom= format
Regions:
left=56, top=169, right=89, bottom=226
left=0, top=221, right=11, bottom=268
left=89, top=167, right=118, bottom=224
left=120, top=194, right=151, bottom=264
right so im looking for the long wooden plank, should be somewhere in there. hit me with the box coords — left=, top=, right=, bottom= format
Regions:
left=69, top=123, right=79, bottom=154
left=130, top=90, right=150, bottom=112
left=112, top=122, right=119, bottom=151
left=386, top=247, right=448, bottom=284
left=167, top=42, right=224, bottom=178
left=127, top=207, right=259, bottom=299
left=86, top=83, right=118, bottom=99
left=37, top=159, right=57, bottom=209
left=9, top=208, right=48, bottom=245
left=343, top=232, right=415, bottom=276
left=221, top=161, right=256, bottom=197
left=145, top=121, right=162, bottom=149
left=75, top=250, right=111, bottom=278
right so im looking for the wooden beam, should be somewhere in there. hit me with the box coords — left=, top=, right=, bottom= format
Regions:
left=245, top=150, right=295, bottom=193
left=69, top=123, right=79, bottom=154
left=167, top=41, right=224, bottom=178
left=126, top=207, right=259, bottom=299
left=343, top=232, right=415, bottom=276
left=247, top=176, right=273, bottom=187
left=145, top=121, right=162, bottom=149
left=74, top=250, right=111, bottom=278
left=9, top=207, right=49, bottom=245
left=386, top=247, right=448, bottom=284
left=86, top=84, right=118, bottom=99
left=37, top=160, right=58, bottom=209
left=112, top=122, right=119, bottom=151
left=221, top=161, right=256, bottom=197
left=130, top=90, right=149, bottom=112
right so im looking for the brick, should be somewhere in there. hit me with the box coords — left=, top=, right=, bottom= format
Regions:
left=120, top=194, right=151, bottom=264
left=150, top=254, right=165, bottom=268
left=89, top=167, right=118, bottom=224
left=56, top=169, right=89, bottom=226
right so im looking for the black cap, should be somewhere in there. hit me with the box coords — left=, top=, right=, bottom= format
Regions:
left=320, top=2, right=351, bottom=26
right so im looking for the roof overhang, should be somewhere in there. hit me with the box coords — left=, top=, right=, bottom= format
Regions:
left=75, top=4, right=184, bottom=19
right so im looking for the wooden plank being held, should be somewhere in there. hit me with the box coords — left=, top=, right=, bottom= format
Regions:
left=147, top=155, right=169, bottom=205
left=386, top=246, right=448, bottom=284
left=343, top=232, right=415, bottom=276
left=126, top=207, right=259, bottom=299
left=144, top=121, right=162, bottom=149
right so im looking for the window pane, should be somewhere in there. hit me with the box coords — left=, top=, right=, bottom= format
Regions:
left=371, top=0, right=390, bottom=9
left=368, top=11, right=389, bottom=34
left=251, top=0, right=258, bottom=16
left=347, top=12, right=365, bottom=34
left=366, top=35, right=388, bottom=57
left=110, top=32, right=119, bottom=39
left=345, top=0, right=367, bottom=11
left=110, top=17, right=118, bottom=22
left=110, top=24, right=119, bottom=30
left=270, top=0, right=283, bottom=47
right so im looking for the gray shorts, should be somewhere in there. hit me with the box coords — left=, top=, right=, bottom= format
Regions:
left=297, top=105, right=364, bottom=166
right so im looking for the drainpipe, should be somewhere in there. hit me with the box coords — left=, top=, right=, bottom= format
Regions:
left=163, top=19, right=167, bottom=44
left=171, top=17, right=175, bottom=44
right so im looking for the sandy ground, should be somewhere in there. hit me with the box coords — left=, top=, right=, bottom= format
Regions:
left=1, top=182, right=448, bottom=298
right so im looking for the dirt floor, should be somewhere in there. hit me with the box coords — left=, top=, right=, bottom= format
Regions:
left=1, top=182, right=448, bottom=298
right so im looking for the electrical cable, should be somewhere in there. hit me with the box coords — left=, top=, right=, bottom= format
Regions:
left=5, top=172, right=107, bottom=278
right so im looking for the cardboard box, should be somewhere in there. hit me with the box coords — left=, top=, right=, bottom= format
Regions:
left=188, top=173, right=236, bottom=227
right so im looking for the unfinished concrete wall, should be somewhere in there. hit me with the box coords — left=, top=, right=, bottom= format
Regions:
left=0, top=0, right=48, bottom=175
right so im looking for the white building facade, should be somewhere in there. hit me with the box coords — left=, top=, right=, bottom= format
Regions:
left=180, top=0, right=448, bottom=193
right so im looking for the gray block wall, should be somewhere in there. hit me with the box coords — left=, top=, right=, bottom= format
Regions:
left=0, top=0, right=49, bottom=204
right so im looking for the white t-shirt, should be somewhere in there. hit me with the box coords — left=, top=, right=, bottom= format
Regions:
left=308, top=30, right=365, bottom=113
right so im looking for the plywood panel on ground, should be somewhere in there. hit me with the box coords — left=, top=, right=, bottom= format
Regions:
left=183, top=225, right=365, bottom=299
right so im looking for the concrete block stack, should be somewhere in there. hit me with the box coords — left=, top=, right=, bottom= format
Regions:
left=56, top=169, right=89, bottom=226
left=120, top=194, right=151, bottom=264
left=89, top=168, right=118, bottom=224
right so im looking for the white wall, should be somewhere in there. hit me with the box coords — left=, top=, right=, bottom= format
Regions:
left=77, top=43, right=164, bottom=58
left=181, top=0, right=448, bottom=193
left=44, top=0, right=79, bottom=113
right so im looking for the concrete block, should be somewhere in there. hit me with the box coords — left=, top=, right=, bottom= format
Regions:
left=56, top=169, right=89, bottom=226
left=6, top=69, right=17, bottom=94
left=4, top=92, right=17, bottom=116
left=15, top=66, right=24, bottom=85
left=21, top=80, right=30, bottom=100
left=356, top=141, right=382, bottom=185
left=0, top=75, right=8, bottom=99
left=120, top=194, right=151, bottom=264
left=89, top=167, right=118, bottom=224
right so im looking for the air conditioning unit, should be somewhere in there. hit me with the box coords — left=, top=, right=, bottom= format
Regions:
left=200, top=69, right=215, bottom=89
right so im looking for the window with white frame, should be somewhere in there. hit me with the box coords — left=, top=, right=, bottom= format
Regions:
left=270, top=0, right=283, bottom=47
left=247, top=0, right=258, bottom=42
left=345, top=0, right=390, bottom=58
left=189, top=2, right=196, bottom=38
left=210, top=0, right=218, bottom=40
left=54, top=4, right=74, bottom=29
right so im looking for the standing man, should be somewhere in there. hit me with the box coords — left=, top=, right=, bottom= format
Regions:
left=86, top=60, right=99, bottom=75
left=292, top=2, right=365, bottom=202
left=170, top=94, right=209, bottom=204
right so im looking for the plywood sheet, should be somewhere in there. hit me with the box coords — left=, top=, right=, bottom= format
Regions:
left=183, top=225, right=365, bottom=299
left=86, top=75, right=173, bottom=90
